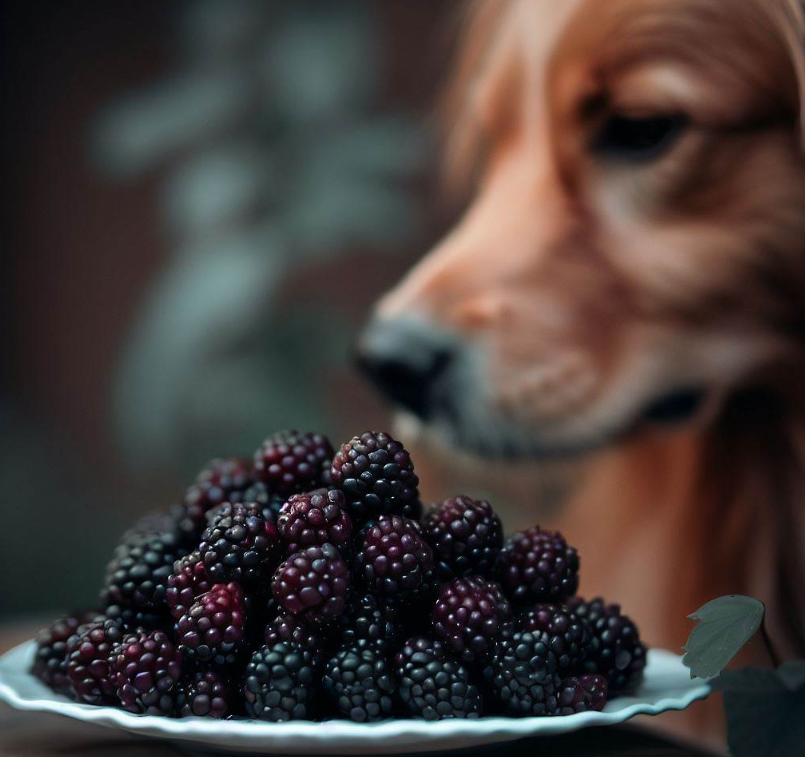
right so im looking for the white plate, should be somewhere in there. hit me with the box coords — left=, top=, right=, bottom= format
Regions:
left=0, top=641, right=710, bottom=754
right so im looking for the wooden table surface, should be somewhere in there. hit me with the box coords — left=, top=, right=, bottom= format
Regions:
left=0, top=621, right=720, bottom=757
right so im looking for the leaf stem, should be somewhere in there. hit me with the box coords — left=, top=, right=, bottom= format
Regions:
left=760, top=619, right=781, bottom=669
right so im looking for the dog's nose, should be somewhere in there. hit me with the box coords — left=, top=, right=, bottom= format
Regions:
left=356, top=318, right=455, bottom=419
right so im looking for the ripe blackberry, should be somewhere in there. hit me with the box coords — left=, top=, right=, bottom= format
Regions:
left=65, top=617, right=126, bottom=705
left=271, top=544, right=350, bottom=625
left=496, top=527, right=579, bottom=604
left=243, top=642, right=317, bottom=721
left=518, top=604, right=593, bottom=673
left=200, top=501, right=281, bottom=586
left=32, top=612, right=98, bottom=694
left=483, top=626, right=560, bottom=716
left=227, top=480, right=285, bottom=523
left=253, top=430, right=334, bottom=497
left=176, top=669, right=232, bottom=719
left=103, top=603, right=166, bottom=633
left=176, top=583, right=246, bottom=667
left=264, top=613, right=322, bottom=664
left=422, top=495, right=503, bottom=580
left=111, top=630, right=182, bottom=715
left=330, top=431, right=419, bottom=520
left=181, top=457, right=253, bottom=539
left=101, top=512, right=186, bottom=615
left=356, top=515, right=434, bottom=606
left=322, top=645, right=396, bottom=722
left=277, top=488, right=353, bottom=555
left=432, top=577, right=512, bottom=662
left=555, top=674, right=608, bottom=715
left=337, top=592, right=399, bottom=653
left=395, top=637, right=483, bottom=720
left=566, top=597, right=647, bottom=692
left=166, top=551, right=212, bottom=621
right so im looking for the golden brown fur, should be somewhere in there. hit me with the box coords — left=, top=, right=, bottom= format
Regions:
left=372, top=0, right=805, bottom=739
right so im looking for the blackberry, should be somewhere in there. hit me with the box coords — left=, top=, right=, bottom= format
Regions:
left=518, top=604, right=592, bottom=673
left=555, top=674, right=608, bottom=715
left=104, top=603, right=166, bottom=633
left=271, top=543, right=350, bottom=625
left=496, top=527, right=579, bottom=604
left=322, top=645, right=396, bottom=722
left=65, top=617, right=126, bottom=705
left=395, top=637, right=483, bottom=720
left=200, top=501, right=282, bottom=586
left=422, top=495, right=503, bottom=580
left=432, top=577, right=512, bottom=662
left=176, top=582, right=246, bottom=667
left=330, top=431, right=419, bottom=520
left=483, top=626, right=560, bottom=716
left=337, top=592, right=399, bottom=653
left=111, top=630, right=183, bottom=715
left=166, top=551, right=212, bottom=621
left=181, top=457, right=253, bottom=539
left=101, top=512, right=186, bottom=615
left=566, top=597, right=647, bottom=693
left=277, top=488, right=352, bottom=555
left=243, top=642, right=317, bottom=721
left=32, top=612, right=98, bottom=694
left=253, top=430, right=334, bottom=497
left=176, top=669, right=232, bottom=719
left=356, top=515, right=434, bottom=606
left=264, top=613, right=322, bottom=664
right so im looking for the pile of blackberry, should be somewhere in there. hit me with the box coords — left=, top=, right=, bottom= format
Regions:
left=32, top=429, right=646, bottom=721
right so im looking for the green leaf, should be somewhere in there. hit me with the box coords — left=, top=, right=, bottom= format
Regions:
left=682, top=595, right=765, bottom=679
left=712, top=662, right=805, bottom=757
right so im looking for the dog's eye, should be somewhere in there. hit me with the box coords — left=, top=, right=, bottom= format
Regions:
left=593, top=114, right=687, bottom=161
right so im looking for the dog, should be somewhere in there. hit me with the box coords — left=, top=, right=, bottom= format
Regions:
left=358, top=0, right=805, bottom=694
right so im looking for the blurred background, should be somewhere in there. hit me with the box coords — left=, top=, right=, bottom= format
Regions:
left=1, top=0, right=464, bottom=618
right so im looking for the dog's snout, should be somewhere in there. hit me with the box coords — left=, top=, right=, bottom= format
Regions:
left=356, top=318, right=455, bottom=419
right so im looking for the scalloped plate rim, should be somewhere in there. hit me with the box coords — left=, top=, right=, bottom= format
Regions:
left=0, top=641, right=711, bottom=754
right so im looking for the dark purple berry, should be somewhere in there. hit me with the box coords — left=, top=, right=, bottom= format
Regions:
left=111, top=630, right=182, bottom=715
left=176, top=669, right=232, bottom=719
left=271, top=543, right=350, bottom=625
left=66, top=618, right=126, bottom=705
left=277, top=488, right=352, bottom=555
left=253, top=430, right=334, bottom=497
left=166, top=551, right=212, bottom=621
left=518, top=603, right=593, bottom=673
left=422, top=495, right=503, bottom=580
left=556, top=674, right=608, bottom=715
left=243, top=642, right=317, bottom=721
left=496, top=526, right=579, bottom=604
left=181, top=457, right=253, bottom=539
left=330, top=431, right=419, bottom=520
left=32, top=612, right=97, bottom=694
left=432, top=577, right=512, bottom=661
left=264, top=613, right=322, bottom=664
left=395, top=637, right=483, bottom=720
left=323, top=645, right=396, bottom=722
left=176, top=583, right=246, bottom=667
left=337, top=593, right=399, bottom=653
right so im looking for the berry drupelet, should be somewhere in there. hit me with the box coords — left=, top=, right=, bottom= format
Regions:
left=483, top=626, right=560, bottom=716
left=110, top=630, right=182, bottom=715
left=555, top=674, right=608, bottom=715
left=422, top=495, right=503, bottom=580
left=395, top=637, right=483, bottom=720
left=181, top=457, right=253, bottom=540
left=253, top=430, right=334, bottom=497
left=277, top=488, right=353, bottom=555
left=330, top=431, right=419, bottom=520
left=566, top=597, right=647, bottom=692
left=200, top=501, right=281, bottom=586
left=243, top=642, right=318, bottom=721
left=322, top=645, right=396, bottom=722
left=32, top=612, right=97, bottom=694
left=356, top=515, right=434, bottom=606
left=176, top=582, right=246, bottom=667
left=432, top=577, right=512, bottom=662
left=337, top=592, right=399, bottom=654
left=518, top=604, right=592, bottom=673
left=496, top=527, right=579, bottom=605
left=66, top=617, right=126, bottom=705
left=101, top=512, right=186, bottom=616
left=272, top=543, right=350, bottom=625
left=176, top=669, right=232, bottom=719
left=166, top=550, right=212, bottom=621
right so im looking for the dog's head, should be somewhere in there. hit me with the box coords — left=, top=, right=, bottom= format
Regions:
left=359, top=0, right=805, bottom=457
